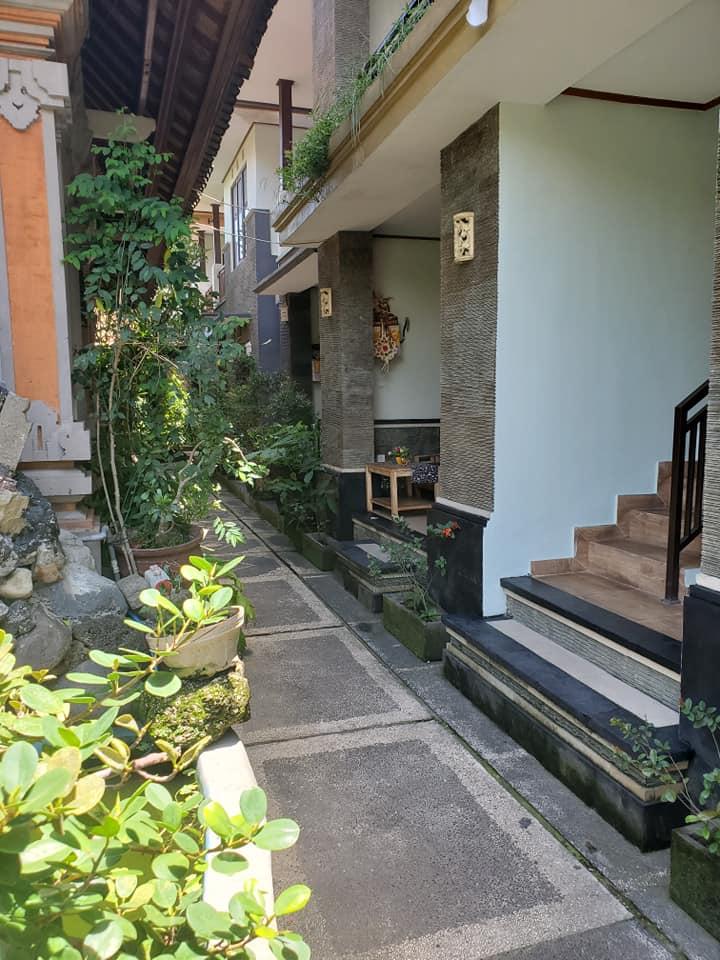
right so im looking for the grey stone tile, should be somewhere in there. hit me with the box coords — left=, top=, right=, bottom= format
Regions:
left=492, top=919, right=675, bottom=959
left=352, top=617, right=428, bottom=670
left=233, top=552, right=286, bottom=580
left=305, top=573, right=383, bottom=624
left=244, top=574, right=341, bottom=636
left=238, top=626, right=429, bottom=744
left=278, top=550, right=324, bottom=578
left=248, top=724, right=628, bottom=960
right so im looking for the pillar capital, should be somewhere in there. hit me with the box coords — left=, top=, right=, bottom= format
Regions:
left=0, top=1, right=87, bottom=63
left=0, top=58, right=69, bottom=130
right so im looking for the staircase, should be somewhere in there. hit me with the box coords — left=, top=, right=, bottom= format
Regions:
left=529, top=460, right=700, bottom=641
left=444, top=374, right=711, bottom=852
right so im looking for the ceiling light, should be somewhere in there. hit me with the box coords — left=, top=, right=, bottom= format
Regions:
left=466, top=0, right=489, bottom=27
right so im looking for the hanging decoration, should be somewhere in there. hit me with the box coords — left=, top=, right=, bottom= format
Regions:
left=373, top=291, right=408, bottom=373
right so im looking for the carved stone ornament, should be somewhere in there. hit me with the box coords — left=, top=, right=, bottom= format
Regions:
left=0, top=60, right=69, bottom=131
left=453, top=211, right=475, bottom=263
left=319, top=288, right=333, bottom=318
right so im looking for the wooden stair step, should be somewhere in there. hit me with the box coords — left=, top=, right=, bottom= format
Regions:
left=623, top=508, right=670, bottom=548
left=584, top=536, right=700, bottom=597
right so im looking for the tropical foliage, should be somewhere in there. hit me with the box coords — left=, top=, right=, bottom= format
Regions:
left=0, top=628, right=311, bottom=959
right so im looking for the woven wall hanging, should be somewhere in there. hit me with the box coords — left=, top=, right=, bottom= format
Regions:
left=373, top=292, right=408, bottom=373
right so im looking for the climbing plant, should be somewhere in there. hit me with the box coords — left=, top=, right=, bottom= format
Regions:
left=66, top=123, right=261, bottom=567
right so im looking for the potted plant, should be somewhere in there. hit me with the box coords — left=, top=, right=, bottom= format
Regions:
left=127, top=554, right=254, bottom=677
left=66, top=124, right=261, bottom=576
left=387, top=445, right=411, bottom=465
left=614, top=700, right=720, bottom=938
left=368, top=519, right=458, bottom=661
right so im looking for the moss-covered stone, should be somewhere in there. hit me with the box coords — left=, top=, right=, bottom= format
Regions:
left=301, top=532, right=336, bottom=571
left=141, top=667, right=251, bottom=752
left=670, top=823, right=720, bottom=940
left=383, top=593, right=447, bottom=662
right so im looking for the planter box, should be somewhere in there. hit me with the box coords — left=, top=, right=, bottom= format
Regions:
left=383, top=593, right=447, bottom=662
left=670, top=822, right=720, bottom=939
left=301, top=532, right=337, bottom=571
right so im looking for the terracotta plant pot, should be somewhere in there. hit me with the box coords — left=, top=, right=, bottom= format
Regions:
left=119, top=525, right=204, bottom=577
left=149, top=608, right=245, bottom=678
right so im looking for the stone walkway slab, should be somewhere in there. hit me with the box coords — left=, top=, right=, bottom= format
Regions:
left=248, top=723, right=628, bottom=960
left=244, top=573, right=341, bottom=635
left=238, top=626, right=430, bottom=745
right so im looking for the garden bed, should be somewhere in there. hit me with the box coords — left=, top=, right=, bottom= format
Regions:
left=301, top=531, right=338, bottom=571
left=670, top=822, right=720, bottom=940
left=383, top=593, right=447, bottom=661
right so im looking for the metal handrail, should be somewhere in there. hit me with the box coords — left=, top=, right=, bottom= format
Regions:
left=664, top=379, right=709, bottom=602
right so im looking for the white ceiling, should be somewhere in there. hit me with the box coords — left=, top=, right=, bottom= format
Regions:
left=578, top=0, right=720, bottom=103
left=280, top=0, right=712, bottom=245
left=376, top=185, right=441, bottom=238
left=196, top=0, right=314, bottom=212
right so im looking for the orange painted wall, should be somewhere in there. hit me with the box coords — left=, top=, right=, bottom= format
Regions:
left=0, top=115, right=60, bottom=412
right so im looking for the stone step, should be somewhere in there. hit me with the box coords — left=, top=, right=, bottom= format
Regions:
left=501, top=575, right=680, bottom=708
left=334, top=540, right=411, bottom=613
left=443, top=613, right=688, bottom=851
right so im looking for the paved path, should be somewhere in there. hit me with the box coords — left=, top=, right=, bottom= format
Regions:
left=213, top=493, right=695, bottom=960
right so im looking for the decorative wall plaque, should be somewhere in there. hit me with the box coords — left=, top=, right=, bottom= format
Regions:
left=453, top=212, right=475, bottom=263
left=319, top=287, right=333, bottom=318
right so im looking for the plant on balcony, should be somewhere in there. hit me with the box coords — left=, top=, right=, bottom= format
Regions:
left=66, top=124, right=261, bottom=573
left=0, top=628, right=312, bottom=960
left=279, top=0, right=434, bottom=198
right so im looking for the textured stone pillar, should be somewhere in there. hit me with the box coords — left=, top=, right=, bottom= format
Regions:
left=428, top=106, right=499, bottom=617
left=312, top=0, right=369, bottom=113
left=682, top=120, right=720, bottom=776
left=318, top=232, right=374, bottom=538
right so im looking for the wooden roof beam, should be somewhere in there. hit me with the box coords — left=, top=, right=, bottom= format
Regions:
left=153, top=0, right=193, bottom=154
left=137, top=0, right=158, bottom=116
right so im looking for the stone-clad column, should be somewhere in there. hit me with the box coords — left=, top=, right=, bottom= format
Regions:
left=318, top=232, right=374, bottom=538
left=312, top=0, right=369, bottom=114
left=428, top=106, right=499, bottom=617
left=682, top=119, right=720, bottom=776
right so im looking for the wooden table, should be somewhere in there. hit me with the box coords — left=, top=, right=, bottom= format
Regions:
left=365, top=462, right=432, bottom=519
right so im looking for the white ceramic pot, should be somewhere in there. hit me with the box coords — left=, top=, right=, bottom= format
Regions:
left=149, top=608, right=245, bottom=678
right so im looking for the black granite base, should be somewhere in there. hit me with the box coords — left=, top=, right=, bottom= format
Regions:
left=327, top=469, right=366, bottom=541
left=681, top=585, right=720, bottom=783
left=427, top=502, right=486, bottom=618
left=444, top=645, right=685, bottom=851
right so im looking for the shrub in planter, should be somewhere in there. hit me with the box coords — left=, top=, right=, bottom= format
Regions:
left=128, top=555, right=254, bottom=678
left=0, top=629, right=311, bottom=959
left=67, top=125, right=262, bottom=576
left=368, top=519, right=459, bottom=660
left=252, top=422, right=336, bottom=538
left=614, top=700, right=720, bottom=937
left=301, top=531, right=337, bottom=572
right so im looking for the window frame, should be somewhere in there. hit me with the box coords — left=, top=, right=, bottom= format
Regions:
left=230, top=165, right=247, bottom=267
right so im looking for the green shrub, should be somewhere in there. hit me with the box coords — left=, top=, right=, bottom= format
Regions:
left=67, top=126, right=261, bottom=563
left=0, top=629, right=311, bottom=959
left=613, top=699, right=720, bottom=854
left=224, top=365, right=314, bottom=449
left=251, top=422, right=335, bottom=534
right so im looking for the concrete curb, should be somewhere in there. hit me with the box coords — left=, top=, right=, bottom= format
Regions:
left=196, top=732, right=274, bottom=956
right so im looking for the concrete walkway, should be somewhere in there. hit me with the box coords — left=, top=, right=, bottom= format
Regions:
left=213, top=491, right=712, bottom=960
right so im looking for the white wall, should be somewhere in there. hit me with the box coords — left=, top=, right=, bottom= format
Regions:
left=369, top=0, right=407, bottom=51
left=483, top=97, right=717, bottom=615
left=222, top=122, right=308, bottom=255
left=372, top=237, right=441, bottom=421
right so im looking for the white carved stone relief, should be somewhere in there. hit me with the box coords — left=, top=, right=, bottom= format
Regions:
left=453, top=211, right=475, bottom=263
left=319, top=288, right=333, bottom=318
left=0, top=59, right=69, bottom=131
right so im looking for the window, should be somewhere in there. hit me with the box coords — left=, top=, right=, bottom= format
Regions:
left=230, top=166, right=247, bottom=267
